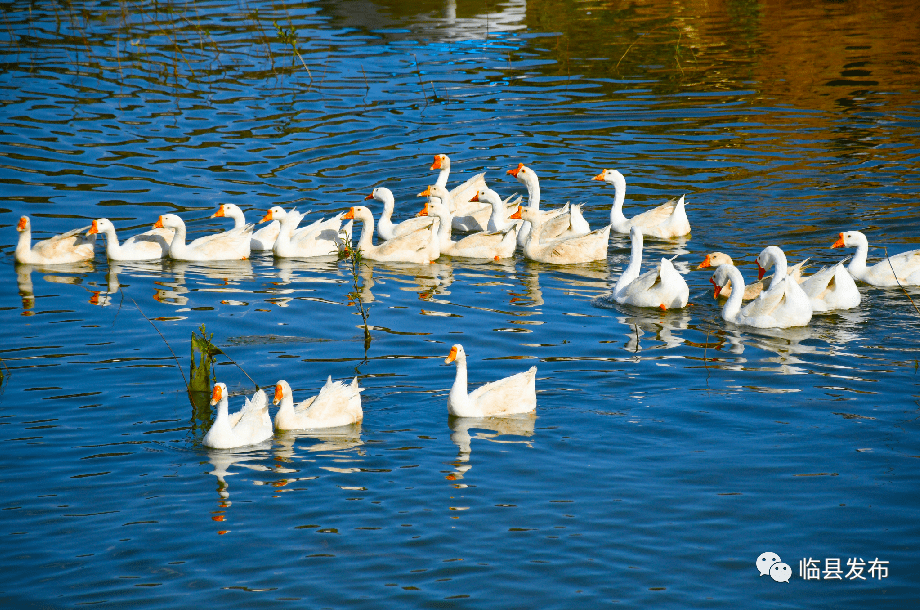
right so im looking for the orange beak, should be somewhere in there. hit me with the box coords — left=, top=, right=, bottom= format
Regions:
left=831, top=232, right=845, bottom=248
left=259, top=210, right=273, bottom=223
left=445, top=346, right=458, bottom=364
left=591, top=171, right=606, bottom=181
left=710, top=277, right=722, bottom=299
left=507, top=163, right=524, bottom=177
left=211, top=206, right=226, bottom=218
left=659, top=304, right=667, bottom=311
left=416, top=202, right=429, bottom=217
left=757, top=264, right=766, bottom=280
left=364, top=192, right=374, bottom=200
left=17, top=216, right=27, bottom=231
left=509, top=205, right=523, bottom=220
left=154, top=216, right=164, bottom=229
left=343, top=207, right=355, bottom=220
left=430, top=155, right=443, bottom=171
left=274, top=384, right=283, bottom=404
left=210, top=384, right=222, bottom=406
left=88, top=219, right=99, bottom=235
left=698, top=254, right=711, bottom=269
left=470, top=192, right=481, bottom=203
left=417, top=186, right=432, bottom=198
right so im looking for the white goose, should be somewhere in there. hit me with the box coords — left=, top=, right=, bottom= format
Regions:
left=87, top=218, right=173, bottom=261
left=15, top=216, right=96, bottom=265
left=755, top=246, right=813, bottom=326
left=424, top=197, right=517, bottom=261
left=592, top=169, right=690, bottom=238
left=366, top=187, right=434, bottom=241
left=710, top=264, right=800, bottom=328
left=273, top=378, right=363, bottom=430
left=508, top=163, right=590, bottom=245
left=511, top=205, right=610, bottom=265
left=797, top=260, right=861, bottom=312
left=202, top=383, right=273, bottom=448
left=698, top=251, right=808, bottom=300
left=155, top=214, right=252, bottom=261
left=212, top=203, right=280, bottom=251
left=472, top=188, right=523, bottom=233
left=344, top=205, right=438, bottom=264
left=709, top=261, right=811, bottom=330
left=261, top=206, right=348, bottom=258
left=612, top=226, right=689, bottom=310
left=430, top=153, right=487, bottom=216
left=445, top=344, right=537, bottom=418
left=832, top=230, right=920, bottom=286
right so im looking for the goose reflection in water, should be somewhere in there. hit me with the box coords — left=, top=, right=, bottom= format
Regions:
left=271, top=426, right=365, bottom=488
left=15, top=261, right=94, bottom=315
left=363, top=259, right=455, bottom=302
left=446, top=413, right=536, bottom=482
left=270, top=257, right=340, bottom=307
left=86, top=261, right=165, bottom=307
left=153, top=259, right=254, bottom=306
left=205, top=444, right=272, bottom=532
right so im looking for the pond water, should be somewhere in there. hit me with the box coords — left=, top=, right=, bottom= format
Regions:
left=1, top=0, right=919, bottom=607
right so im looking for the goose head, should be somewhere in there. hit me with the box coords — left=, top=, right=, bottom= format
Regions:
left=210, top=382, right=228, bottom=406
left=445, top=344, right=466, bottom=365
left=831, top=231, right=866, bottom=249
left=430, top=154, right=450, bottom=171
left=87, top=218, right=114, bottom=236
left=260, top=206, right=288, bottom=223
left=592, top=168, right=625, bottom=188
left=709, top=265, right=734, bottom=299
left=16, top=216, right=29, bottom=233
left=154, top=214, right=184, bottom=230
left=273, top=380, right=293, bottom=405
left=697, top=252, right=734, bottom=270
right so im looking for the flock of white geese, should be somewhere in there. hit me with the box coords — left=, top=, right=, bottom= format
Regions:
left=13, top=154, right=920, bottom=448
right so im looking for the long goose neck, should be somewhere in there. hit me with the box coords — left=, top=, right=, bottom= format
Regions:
left=228, top=209, right=246, bottom=229
left=102, top=225, right=122, bottom=257
left=274, top=215, right=295, bottom=253
left=848, top=235, right=869, bottom=274
left=168, top=221, right=188, bottom=256
left=524, top=213, right=543, bottom=254
left=488, top=195, right=508, bottom=230
left=213, top=395, right=229, bottom=427
left=435, top=207, right=453, bottom=249
left=770, top=248, right=788, bottom=279
left=356, top=209, right=375, bottom=250
left=433, top=186, right=455, bottom=213
left=722, top=266, right=745, bottom=321
left=614, top=231, right=644, bottom=294
left=379, top=193, right=395, bottom=224
left=524, top=174, right=540, bottom=210
left=435, top=166, right=449, bottom=190
left=450, top=355, right=468, bottom=401
left=277, top=393, right=295, bottom=417
left=15, top=226, right=32, bottom=260
left=609, top=175, right=627, bottom=226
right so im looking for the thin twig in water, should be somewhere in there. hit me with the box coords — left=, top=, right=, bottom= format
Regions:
left=883, top=246, right=920, bottom=315
left=212, top=345, right=259, bottom=390
left=413, top=54, right=429, bottom=111
left=615, top=24, right=667, bottom=72
left=123, top=289, right=191, bottom=398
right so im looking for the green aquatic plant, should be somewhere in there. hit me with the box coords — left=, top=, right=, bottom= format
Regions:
left=274, top=20, right=313, bottom=88
left=341, top=227, right=371, bottom=359
left=190, top=323, right=219, bottom=422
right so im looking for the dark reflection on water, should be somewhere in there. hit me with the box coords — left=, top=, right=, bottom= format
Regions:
left=1, top=0, right=919, bottom=607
